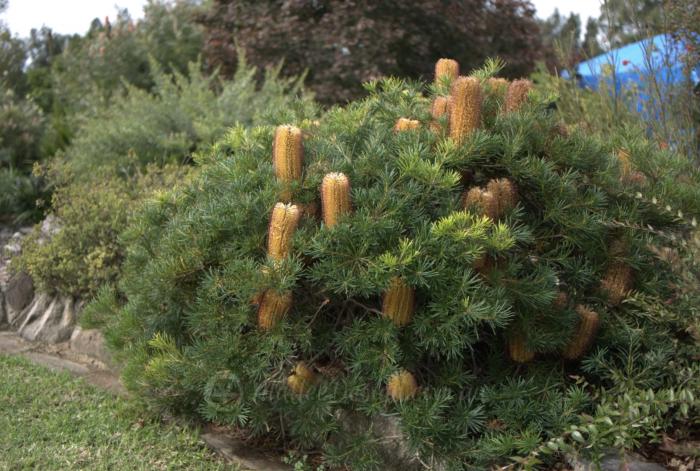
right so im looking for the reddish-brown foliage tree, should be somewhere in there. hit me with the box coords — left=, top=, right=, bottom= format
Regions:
left=199, top=0, right=543, bottom=104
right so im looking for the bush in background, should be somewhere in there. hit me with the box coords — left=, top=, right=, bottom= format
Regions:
left=14, top=56, right=316, bottom=299
left=0, top=87, right=47, bottom=222
left=14, top=165, right=188, bottom=298
left=200, top=0, right=543, bottom=104
left=0, top=0, right=208, bottom=224
left=52, top=57, right=316, bottom=181
left=45, top=1, right=205, bottom=154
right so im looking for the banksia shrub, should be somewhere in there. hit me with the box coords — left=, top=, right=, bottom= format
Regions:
left=562, top=305, right=600, bottom=360
left=287, top=362, right=316, bottom=394
left=268, top=203, right=302, bottom=261
left=320, top=172, right=351, bottom=228
left=486, top=178, right=517, bottom=217
left=387, top=369, right=418, bottom=401
left=430, top=96, right=450, bottom=133
left=616, top=148, right=648, bottom=186
left=600, top=260, right=634, bottom=305
left=487, top=77, right=509, bottom=98
left=617, top=148, right=633, bottom=177
left=382, top=276, right=415, bottom=327
left=507, top=331, right=535, bottom=363
left=257, top=289, right=293, bottom=330
left=463, top=178, right=516, bottom=220
left=464, top=187, right=497, bottom=220
left=449, top=76, right=482, bottom=143
left=102, top=63, right=700, bottom=470
left=273, top=125, right=304, bottom=201
left=431, top=96, right=450, bottom=119
left=504, top=78, right=533, bottom=113
left=434, top=58, right=459, bottom=84
left=394, top=118, right=420, bottom=132
left=553, top=291, right=569, bottom=311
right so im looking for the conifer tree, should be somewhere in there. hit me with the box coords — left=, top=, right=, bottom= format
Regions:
left=102, top=58, right=700, bottom=469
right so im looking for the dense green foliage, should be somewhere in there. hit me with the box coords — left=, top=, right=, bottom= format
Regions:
left=201, top=0, right=543, bottom=104
left=0, top=354, right=234, bottom=470
left=97, top=65, right=700, bottom=469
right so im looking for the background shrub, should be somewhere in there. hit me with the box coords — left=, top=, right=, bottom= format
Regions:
left=200, top=0, right=543, bottom=104
left=0, top=87, right=46, bottom=222
left=52, top=57, right=316, bottom=180
left=14, top=55, right=316, bottom=299
left=98, top=63, right=700, bottom=469
left=14, top=165, right=189, bottom=298
left=0, top=0, right=208, bottom=223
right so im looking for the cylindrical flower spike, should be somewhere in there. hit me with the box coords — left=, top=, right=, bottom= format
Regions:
left=507, top=331, right=535, bottom=363
left=472, top=254, right=494, bottom=276
left=320, top=172, right=352, bottom=228
left=504, top=79, right=533, bottom=113
left=553, top=291, right=569, bottom=311
left=382, top=276, right=415, bottom=327
left=463, top=187, right=498, bottom=220
left=486, top=178, right=518, bottom=218
left=394, top=118, right=420, bottom=132
left=617, top=148, right=632, bottom=178
left=434, top=58, right=459, bottom=83
left=600, top=261, right=633, bottom=305
left=487, top=77, right=509, bottom=98
left=430, top=96, right=450, bottom=133
left=287, top=362, right=316, bottom=394
left=267, top=203, right=301, bottom=261
left=616, top=149, right=648, bottom=185
left=257, top=289, right=293, bottom=330
left=387, top=369, right=418, bottom=401
left=431, top=96, right=449, bottom=119
left=563, top=305, right=600, bottom=360
left=273, top=125, right=304, bottom=201
left=449, top=76, right=482, bottom=143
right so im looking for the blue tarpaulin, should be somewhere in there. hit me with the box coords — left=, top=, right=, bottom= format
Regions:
left=562, top=33, right=699, bottom=115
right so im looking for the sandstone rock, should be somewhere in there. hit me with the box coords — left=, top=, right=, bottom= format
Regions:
left=70, top=327, right=111, bottom=364
left=5, top=271, right=34, bottom=312
left=0, top=291, right=6, bottom=328
left=338, top=412, right=430, bottom=471
left=37, top=215, right=61, bottom=245
left=17, top=294, right=76, bottom=343
left=201, top=433, right=290, bottom=471
left=569, top=451, right=666, bottom=471
left=2, top=231, right=24, bottom=257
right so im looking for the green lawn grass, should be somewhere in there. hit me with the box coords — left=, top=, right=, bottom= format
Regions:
left=0, top=355, right=237, bottom=470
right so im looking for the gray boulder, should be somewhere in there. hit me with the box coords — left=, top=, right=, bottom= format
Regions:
left=569, top=451, right=666, bottom=471
left=70, top=327, right=112, bottom=364
left=0, top=291, right=6, bottom=328
left=5, top=271, right=34, bottom=312
left=17, top=294, right=76, bottom=343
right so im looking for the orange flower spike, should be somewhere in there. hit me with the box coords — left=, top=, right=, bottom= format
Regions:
left=320, top=172, right=352, bottom=228
left=382, top=277, right=415, bottom=327
left=449, top=76, right=483, bottom=143
left=387, top=369, right=418, bottom=401
left=267, top=203, right=301, bottom=261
